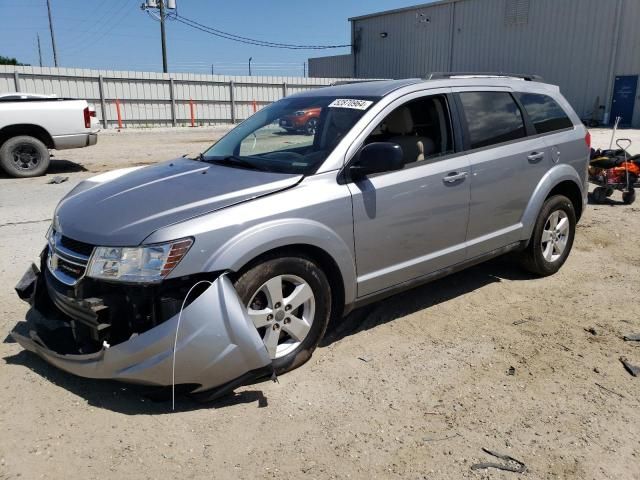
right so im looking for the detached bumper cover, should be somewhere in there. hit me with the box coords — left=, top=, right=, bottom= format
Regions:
left=11, top=269, right=271, bottom=393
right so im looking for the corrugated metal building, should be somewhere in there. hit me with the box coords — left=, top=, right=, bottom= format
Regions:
left=309, top=0, right=640, bottom=127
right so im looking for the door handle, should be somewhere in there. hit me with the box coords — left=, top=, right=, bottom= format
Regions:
left=443, top=171, right=468, bottom=184
left=527, top=152, right=545, bottom=163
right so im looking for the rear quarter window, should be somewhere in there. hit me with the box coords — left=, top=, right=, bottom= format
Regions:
left=516, top=93, right=574, bottom=134
left=458, top=91, right=526, bottom=149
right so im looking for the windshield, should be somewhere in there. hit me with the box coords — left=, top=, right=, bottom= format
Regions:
left=202, top=95, right=378, bottom=174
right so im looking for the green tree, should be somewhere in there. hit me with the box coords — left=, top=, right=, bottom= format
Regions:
left=0, top=56, right=29, bottom=66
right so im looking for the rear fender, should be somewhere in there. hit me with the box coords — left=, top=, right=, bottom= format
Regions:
left=520, top=164, right=585, bottom=241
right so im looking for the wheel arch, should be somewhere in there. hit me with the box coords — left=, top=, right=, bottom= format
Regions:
left=0, top=124, right=54, bottom=149
left=521, top=164, right=585, bottom=242
left=546, top=180, right=584, bottom=220
left=197, top=218, right=357, bottom=313
left=229, top=244, right=347, bottom=320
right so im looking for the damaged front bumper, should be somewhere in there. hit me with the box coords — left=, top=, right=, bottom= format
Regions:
left=11, top=263, right=272, bottom=395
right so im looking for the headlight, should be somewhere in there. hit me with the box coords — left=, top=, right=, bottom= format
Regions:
left=86, top=238, right=193, bottom=283
left=294, top=110, right=306, bottom=116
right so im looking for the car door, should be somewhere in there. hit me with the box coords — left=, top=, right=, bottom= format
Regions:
left=346, top=89, right=471, bottom=298
left=454, top=88, right=549, bottom=258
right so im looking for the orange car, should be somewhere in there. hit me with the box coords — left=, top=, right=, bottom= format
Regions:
left=279, top=107, right=321, bottom=135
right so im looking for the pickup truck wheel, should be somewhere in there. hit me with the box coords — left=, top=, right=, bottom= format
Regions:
left=234, top=255, right=331, bottom=374
left=0, top=135, right=50, bottom=178
left=519, top=195, right=576, bottom=276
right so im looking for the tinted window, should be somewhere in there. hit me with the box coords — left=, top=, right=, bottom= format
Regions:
left=459, top=92, right=526, bottom=149
left=517, top=93, right=573, bottom=134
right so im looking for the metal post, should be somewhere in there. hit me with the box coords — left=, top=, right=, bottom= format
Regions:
left=98, top=75, right=108, bottom=128
left=37, top=34, right=43, bottom=67
left=303, top=62, right=306, bottom=78
left=248, top=57, right=252, bottom=76
left=159, top=0, right=168, bottom=73
left=46, top=0, right=58, bottom=67
left=282, top=82, right=288, bottom=98
left=229, top=81, right=236, bottom=123
left=169, top=78, right=177, bottom=126
left=13, top=71, right=20, bottom=92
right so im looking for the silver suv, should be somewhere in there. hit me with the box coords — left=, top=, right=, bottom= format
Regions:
left=12, top=75, right=589, bottom=399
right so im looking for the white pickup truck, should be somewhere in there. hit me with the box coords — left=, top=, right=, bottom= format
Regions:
left=0, top=93, right=99, bottom=177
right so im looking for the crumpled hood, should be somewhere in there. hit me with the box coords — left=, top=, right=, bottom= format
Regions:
left=55, top=158, right=302, bottom=246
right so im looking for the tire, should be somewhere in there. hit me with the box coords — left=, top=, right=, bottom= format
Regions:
left=304, top=118, right=318, bottom=136
left=622, top=188, right=636, bottom=205
left=233, top=255, right=331, bottom=374
left=519, top=195, right=576, bottom=277
left=591, top=187, right=608, bottom=204
left=0, top=135, right=50, bottom=178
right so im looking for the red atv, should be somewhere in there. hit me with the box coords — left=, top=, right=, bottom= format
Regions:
left=589, top=139, right=639, bottom=205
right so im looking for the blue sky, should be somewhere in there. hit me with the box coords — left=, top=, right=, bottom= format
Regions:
left=0, top=0, right=425, bottom=76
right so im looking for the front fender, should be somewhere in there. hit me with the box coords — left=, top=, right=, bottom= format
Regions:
left=204, top=218, right=357, bottom=306
left=520, top=164, right=585, bottom=241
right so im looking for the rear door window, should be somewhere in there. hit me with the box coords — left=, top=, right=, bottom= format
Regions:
left=458, top=92, right=526, bottom=149
left=516, top=93, right=573, bottom=134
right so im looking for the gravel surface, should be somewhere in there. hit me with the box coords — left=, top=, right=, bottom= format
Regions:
left=0, top=127, right=639, bottom=479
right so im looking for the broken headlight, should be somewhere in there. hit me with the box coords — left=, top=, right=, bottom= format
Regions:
left=86, top=238, right=193, bottom=283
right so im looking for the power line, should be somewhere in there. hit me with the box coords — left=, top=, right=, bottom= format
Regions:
left=62, top=0, right=134, bottom=55
left=173, top=14, right=350, bottom=50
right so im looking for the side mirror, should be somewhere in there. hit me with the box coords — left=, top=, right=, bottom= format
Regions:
left=349, top=142, right=404, bottom=179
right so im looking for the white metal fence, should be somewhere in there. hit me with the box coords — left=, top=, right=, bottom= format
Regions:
left=0, top=66, right=348, bottom=128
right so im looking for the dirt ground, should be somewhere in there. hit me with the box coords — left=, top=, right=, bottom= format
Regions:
left=1, top=127, right=639, bottom=480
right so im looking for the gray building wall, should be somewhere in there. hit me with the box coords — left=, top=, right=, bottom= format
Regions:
left=308, top=54, right=353, bottom=78
left=310, top=0, right=640, bottom=127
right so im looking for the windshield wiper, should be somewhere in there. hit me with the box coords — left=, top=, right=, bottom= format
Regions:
left=206, top=155, right=268, bottom=171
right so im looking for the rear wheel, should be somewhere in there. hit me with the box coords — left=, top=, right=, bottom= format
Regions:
left=233, top=255, right=331, bottom=374
left=623, top=188, right=636, bottom=205
left=0, top=135, right=50, bottom=178
left=519, top=195, right=576, bottom=276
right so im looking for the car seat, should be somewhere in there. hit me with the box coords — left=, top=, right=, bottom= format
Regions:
left=385, top=107, right=435, bottom=164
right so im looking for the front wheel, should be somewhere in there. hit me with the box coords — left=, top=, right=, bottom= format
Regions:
left=0, top=135, right=50, bottom=178
left=519, top=195, right=576, bottom=276
left=233, top=255, right=331, bottom=374
left=304, top=118, right=318, bottom=136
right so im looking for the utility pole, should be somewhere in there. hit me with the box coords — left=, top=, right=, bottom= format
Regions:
left=37, top=34, right=43, bottom=67
left=248, top=57, right=252, bottom=76
left=159, top=0, right=168, bottom=73
left=211, top=64, right=214, bottom=75
left=46, top=0, right=58, bottom=67
left=303, top=62, right=306, bottom=77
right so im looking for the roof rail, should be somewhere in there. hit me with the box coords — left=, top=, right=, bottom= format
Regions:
left=425, top=72, right=544, bottom=82
left=329, top=79, right=384, bottom=86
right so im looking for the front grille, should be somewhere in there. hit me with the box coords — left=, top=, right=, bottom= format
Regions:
left=47, top=231, right=94, bottom=286
left=60, top=235, right=94, bottom=257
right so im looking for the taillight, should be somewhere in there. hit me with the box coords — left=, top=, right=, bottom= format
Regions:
left=585, top=131, right=591, bottom=148
left=83, top=107, right=91, bottom=128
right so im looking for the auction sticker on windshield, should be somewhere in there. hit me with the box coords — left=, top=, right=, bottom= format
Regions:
left=328, top=99, right=373, bottom=110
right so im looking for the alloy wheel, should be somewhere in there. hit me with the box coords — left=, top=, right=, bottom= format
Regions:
left=541, top=210, right=569, bottom=262
left=246, top=274, right=316, bottom=359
